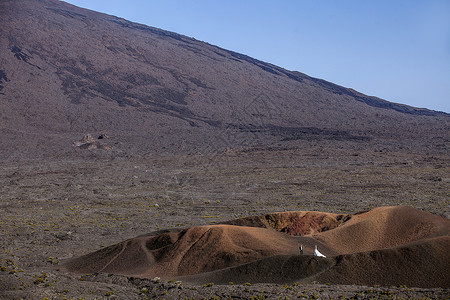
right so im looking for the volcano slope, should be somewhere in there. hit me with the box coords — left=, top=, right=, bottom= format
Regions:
left=0, top=0, right=449, bottom=160
left=65, top=206, right=450, bottom=288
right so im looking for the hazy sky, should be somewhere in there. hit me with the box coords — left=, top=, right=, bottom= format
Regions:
left=65, top=0, right=450, bottom=113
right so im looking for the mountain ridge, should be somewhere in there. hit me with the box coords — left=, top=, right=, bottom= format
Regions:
left=0, top=0, right=449, bottom=159
left=109, top=13, right=446, bottom=117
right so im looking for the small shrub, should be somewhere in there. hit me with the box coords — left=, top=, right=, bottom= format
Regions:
left=151, top=276, right=161, bottom=283
left=33, top=273, right=48, bottom=285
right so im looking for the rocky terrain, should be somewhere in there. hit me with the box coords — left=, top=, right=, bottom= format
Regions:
left=1, top=149, right=448, bottom=299
left=0, top=0, right=449, bottom=298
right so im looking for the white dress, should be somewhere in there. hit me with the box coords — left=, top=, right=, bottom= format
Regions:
left=314, top=246, right=326, bottom=258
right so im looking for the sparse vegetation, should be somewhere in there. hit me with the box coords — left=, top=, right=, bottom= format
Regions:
left=0, top=150, right=448, bottom=299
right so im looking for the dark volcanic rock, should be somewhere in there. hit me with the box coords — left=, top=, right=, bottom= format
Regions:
left=0, top=69, right=8, bottom=93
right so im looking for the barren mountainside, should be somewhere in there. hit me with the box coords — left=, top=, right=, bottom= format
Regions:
left=0, top=0, right=449, bottom=159
left=0, top=1, right=449, bottom=298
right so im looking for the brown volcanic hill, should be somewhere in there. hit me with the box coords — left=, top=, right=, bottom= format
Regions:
left=313, top=206, right=450, bottom=255
left=0, top=0, right=449, bottom=159
left=227, top=206, right=449, bottom=254
left=183, top=236, right=449, bottom=288
left=65, top=224, right=301, bottom=278
left=65, top=206, right=450, bottom=288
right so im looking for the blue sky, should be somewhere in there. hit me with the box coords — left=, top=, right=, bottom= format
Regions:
left=65, top=0, right=450, bottom=113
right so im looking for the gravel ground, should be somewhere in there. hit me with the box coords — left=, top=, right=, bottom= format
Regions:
left=0, top=147, right=449, bottom=299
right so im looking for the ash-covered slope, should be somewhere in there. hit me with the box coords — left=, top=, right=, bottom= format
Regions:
left=0, top=0, right=448, bottom=159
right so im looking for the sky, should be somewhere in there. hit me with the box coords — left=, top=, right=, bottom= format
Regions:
left=65, top=0, right=450, bottom=113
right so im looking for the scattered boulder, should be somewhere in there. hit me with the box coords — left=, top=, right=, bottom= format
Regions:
left=72, top=134, right=110, bottom=150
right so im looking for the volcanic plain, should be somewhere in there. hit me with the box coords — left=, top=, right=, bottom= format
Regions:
left=1, top=147, right=449, bottom=299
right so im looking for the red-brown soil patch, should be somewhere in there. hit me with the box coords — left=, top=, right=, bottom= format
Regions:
left=224, top=211, right=352, bottom=236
